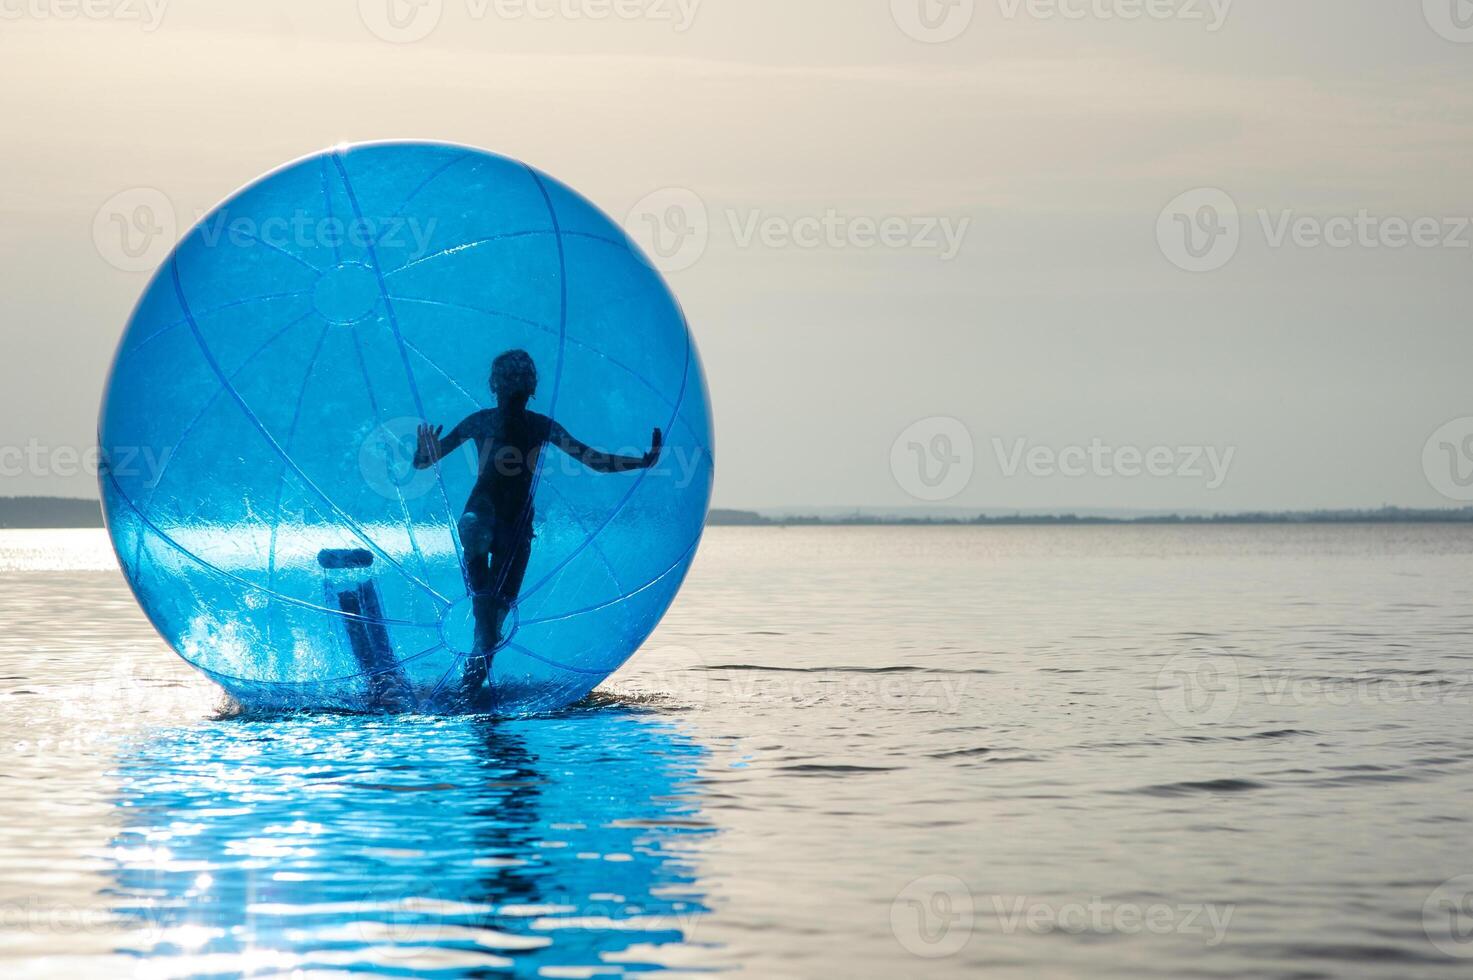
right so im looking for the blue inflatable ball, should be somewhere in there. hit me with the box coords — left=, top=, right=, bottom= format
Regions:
left=99, top=142, right=714, bottom=715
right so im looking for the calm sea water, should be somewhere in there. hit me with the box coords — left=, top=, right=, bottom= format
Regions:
left=4, top=525, right=1473, bottom=978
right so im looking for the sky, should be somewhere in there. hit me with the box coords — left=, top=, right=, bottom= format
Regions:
left=1, top=0, right=1471, bottom=513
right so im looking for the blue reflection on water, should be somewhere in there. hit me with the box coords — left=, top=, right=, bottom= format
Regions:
left=104, top=701, right=718, bottom=976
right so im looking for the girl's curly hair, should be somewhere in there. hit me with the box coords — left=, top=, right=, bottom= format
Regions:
left=490, top=349, right=537, bottom=402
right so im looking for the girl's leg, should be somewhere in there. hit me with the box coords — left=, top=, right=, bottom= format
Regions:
left=480, top=525, right=535, bottom=683
left=458, top=513, right=494, bottom=694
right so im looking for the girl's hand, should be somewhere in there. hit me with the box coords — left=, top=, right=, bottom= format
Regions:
left=644, top=428, right=663, bottom=467
left=416, top=423, right=444, bottom=466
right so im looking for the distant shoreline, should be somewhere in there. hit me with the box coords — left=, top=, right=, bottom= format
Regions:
left=8, top=497, right=1473, bottom=530
left=709, top=507, right=1473, bottom=526
left=0, top=497, right=105, bottom=529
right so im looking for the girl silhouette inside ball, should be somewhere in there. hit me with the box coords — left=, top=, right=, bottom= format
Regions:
left=413, top=349, right=663, bottom=701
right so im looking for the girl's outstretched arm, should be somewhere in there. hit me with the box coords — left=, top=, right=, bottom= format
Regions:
left=413, top=418, right=474, bottom=470
left=551, top=422, right=661, bottom=473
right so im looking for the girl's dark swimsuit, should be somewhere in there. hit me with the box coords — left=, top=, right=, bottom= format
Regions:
left=429, top=407, right=652, bottom=657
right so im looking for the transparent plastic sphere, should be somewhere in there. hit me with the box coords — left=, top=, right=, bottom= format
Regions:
left=99, top=142, right=714, bottom=714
